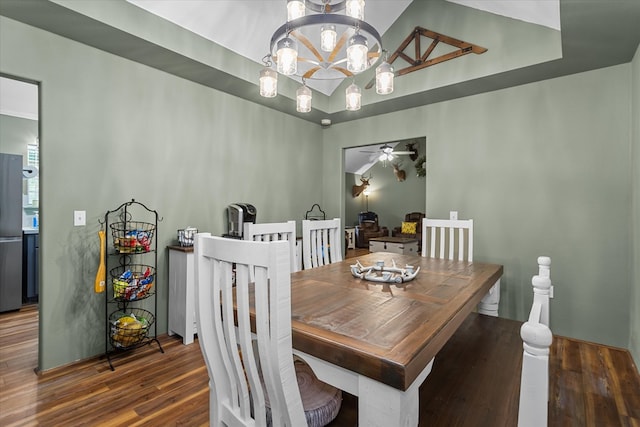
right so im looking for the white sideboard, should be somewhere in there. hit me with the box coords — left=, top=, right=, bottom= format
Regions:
left=168, top=246, right=197, bottom=345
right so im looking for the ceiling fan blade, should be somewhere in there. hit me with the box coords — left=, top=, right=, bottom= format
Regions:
left=391, top=151, right=415, bottom=155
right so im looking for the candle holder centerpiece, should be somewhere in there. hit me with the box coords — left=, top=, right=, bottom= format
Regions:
left=350, top=259, right=419, bottom=284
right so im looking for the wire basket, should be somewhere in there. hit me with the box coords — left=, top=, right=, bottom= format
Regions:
left=110, top=221, right=155, bottom=253
left=109, top=308, right=155, bottom=348
left=177, top=227, right=198, bottom=247
left=110, top=264, right=155, bottom=301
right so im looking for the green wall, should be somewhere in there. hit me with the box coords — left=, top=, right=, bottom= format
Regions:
left=322, top=64, right=633, bottom=349
left=1, top=17, right=324, bottom=370
left=631, top=44, right=640, bottom=367
left=0, top=114, right=37, bottom=156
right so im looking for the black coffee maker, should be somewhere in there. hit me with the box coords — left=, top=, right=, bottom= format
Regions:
left=225, top=203, right=257, bottom=238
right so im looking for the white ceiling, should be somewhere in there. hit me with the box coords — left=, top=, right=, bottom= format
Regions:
left=0, top=77, right=38, bottom=120
left=125, top=0, right=558, bottom=97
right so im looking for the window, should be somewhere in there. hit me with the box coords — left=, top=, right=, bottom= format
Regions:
left=27, top=142, right=39, bottom=206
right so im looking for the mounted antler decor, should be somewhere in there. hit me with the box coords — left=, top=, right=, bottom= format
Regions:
left=365, top=26, right=487, bottom=90
left=392, top=162, right=406, bottom=182
left=415, top=155, right=426, bottom=177
left=405, top=142, right=419, bottom=161
left=352, top=175, right=371, bottom=198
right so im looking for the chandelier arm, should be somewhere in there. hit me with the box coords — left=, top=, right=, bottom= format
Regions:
left=327, top=32, right=349, bottom=63
left=297, top=56, right=321, bottom=66
left=302, top=67, right=323, bottom=79
left=291, top=30, right=324, bottom=63
left=330, top=66, right=354, bottom=77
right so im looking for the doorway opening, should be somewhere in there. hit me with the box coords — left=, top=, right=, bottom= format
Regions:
left=0, top=74, right=40, bottom=370
left=343, top=137, right=427, bottom=248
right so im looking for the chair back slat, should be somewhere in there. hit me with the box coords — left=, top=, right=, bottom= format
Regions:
left=244, top=220, right=298, bottom=273
left=195, top=233, right=306, bottom=427
left=302, top=218, right=342, bottom=269
left=422, top=218, right=474, bottom=262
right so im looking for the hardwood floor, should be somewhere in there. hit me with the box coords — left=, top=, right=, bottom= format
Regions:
left=2, top=304, right=639, bottom=426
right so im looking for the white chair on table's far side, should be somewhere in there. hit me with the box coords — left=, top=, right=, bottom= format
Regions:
left=421, top=217, right=500, bottom=316
left=194, top=234, right=341, bottom=427
left=244, top=220, right=299, bottom=273
left=301, top=218, right=342, bottom=270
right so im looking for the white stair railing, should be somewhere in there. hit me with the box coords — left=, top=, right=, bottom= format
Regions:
left=518, top=256, right=553, bottom=427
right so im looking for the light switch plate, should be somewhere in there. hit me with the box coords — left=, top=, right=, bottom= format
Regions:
left=74, top=210, right=86, bottom=226
left=450, top=211, right=458, bottom=220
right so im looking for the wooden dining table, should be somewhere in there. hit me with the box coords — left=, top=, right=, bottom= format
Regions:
left=289, top=251, right=503, bottom=427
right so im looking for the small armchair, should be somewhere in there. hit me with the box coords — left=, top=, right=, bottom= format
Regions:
left=355, top=211, right=388, bottom=248
left=392, top=212, right=426, bottom=245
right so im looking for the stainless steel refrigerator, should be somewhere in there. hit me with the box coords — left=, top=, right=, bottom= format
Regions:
left=0, top=153, right=23, bottom=312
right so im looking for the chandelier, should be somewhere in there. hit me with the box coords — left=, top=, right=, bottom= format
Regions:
left=259, top=0, right=395, bottom=113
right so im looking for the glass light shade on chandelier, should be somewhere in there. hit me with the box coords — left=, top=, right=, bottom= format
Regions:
left=276, top=37, right=298, bottom=75
left=287, top=0, right=306, bottom=21
left=296, top=83, right=312, bottom=113
left=347, top=33, right=368, bottom=73
left=346, top=0, right=365, bottom=20
left=320, top=24, right=337, bottom=52
left=375, top=60, right=394, bottom=95
left=345, top=82, right=362, bottom=111
left=259, top=67, right=278, bottom=98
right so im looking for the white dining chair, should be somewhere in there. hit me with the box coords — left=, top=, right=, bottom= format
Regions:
left=301, top=218, right=342, bottom=269
left=194, top=234, right=342, bottom=427
left=421, top=218, right=474, bottom=261
left=244, top=220, right=299, bottom=273
left=421, top=217, right=499, bottom=316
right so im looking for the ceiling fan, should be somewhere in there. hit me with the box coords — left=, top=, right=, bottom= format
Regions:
left=361, top=143, right=416, bottom=163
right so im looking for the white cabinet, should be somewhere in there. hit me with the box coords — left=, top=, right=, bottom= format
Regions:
left=168, top=246, right=197, bottom=345
left=345, top=227, right=356, bottom=250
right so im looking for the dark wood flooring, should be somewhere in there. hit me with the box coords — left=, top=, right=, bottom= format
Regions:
left=1, top=301, right=639, bottom=426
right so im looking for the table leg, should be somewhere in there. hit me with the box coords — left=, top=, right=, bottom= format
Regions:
left=478, top=278, right=501, bottom=317
left=358, top=358, right=433, bottom=427
left=358, top=376, right=419, bottom=427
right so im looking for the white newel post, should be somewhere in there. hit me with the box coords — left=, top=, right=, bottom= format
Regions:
left=536, top=256, right=551, bottom=326
left=517, top=256, right=553, bottom=427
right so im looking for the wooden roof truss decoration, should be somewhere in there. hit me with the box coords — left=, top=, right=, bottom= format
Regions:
left=365, top=26, right=487, bottom=89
